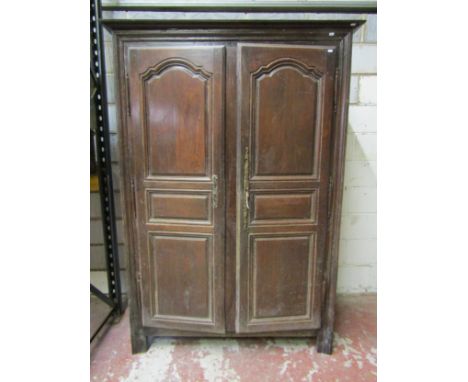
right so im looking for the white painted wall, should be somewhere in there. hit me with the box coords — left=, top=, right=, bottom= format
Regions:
left=338, top=15, right=377, bottom=293
left=91, top=7, right=377, bottom=294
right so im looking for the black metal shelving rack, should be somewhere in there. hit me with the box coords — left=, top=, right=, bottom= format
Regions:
left=90, top=0, right=124, bottom=342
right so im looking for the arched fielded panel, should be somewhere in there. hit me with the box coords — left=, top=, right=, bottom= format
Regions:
left=142, top=61, right=210, bottom=178
left=252, top=59, right=323, bottom=179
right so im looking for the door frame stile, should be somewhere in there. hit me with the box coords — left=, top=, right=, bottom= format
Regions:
left=113, top=35, right=150, bottom=353
left=316, top=32, right=353, bottom=354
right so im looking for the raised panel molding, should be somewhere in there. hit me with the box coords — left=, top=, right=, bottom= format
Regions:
left=246, top=233, right=320, bottom=328
left=250, top=58, right=324, bottom=180
left=251, top=57, right=323, bottom=83
left=140, top=57, right=212, bottom=82
left=146, top=189, right=212, bottom=225
left=147, top=233, right=215, bottom=325
left=141, top=58, right=212, bottom=180
left=251, top=190, right=318, bottom=225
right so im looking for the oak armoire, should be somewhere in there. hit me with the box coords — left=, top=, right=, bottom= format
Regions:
left=104, top=18, right=363, bottom=354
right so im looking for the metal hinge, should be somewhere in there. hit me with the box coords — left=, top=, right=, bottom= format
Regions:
left=136, top=271, right=141, bottom=283
left=126, top=71, right=131, bottom=116
left=321, top=277, right=328, bottom=306
left=333, top=68, right=340, bottom=113
left=130, top=179, right=137, bottom=219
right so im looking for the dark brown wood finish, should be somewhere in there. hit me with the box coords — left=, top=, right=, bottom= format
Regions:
left=108, top=20, right=361, bottom=354
left=317, top=32, right=354, bottom=354
left=225, top=43, right=238, bottom=333
left=127, top=45, right=226, bottom=334
left=236, top=44, right=337, bottom=333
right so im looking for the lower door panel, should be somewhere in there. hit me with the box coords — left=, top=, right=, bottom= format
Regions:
left=242, top=232, right=321, bottom=332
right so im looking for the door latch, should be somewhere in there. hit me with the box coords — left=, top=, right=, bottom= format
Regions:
left=212, top=175, right=218, bottom=208
left=243, top=146, right=250, bottom=228
left=131, top=179, right=137, bottom=220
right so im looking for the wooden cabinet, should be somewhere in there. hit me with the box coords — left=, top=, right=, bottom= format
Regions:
left=106, top=20, right=361, bottom=354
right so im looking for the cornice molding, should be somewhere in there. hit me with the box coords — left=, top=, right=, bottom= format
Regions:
left=102, top=1, right=377, bottom=14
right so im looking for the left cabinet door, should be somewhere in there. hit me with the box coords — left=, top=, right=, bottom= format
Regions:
left=125, top=44, right=226, bottom=333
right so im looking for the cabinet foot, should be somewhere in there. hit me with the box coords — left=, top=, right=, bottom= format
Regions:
left=316, top=328, right=334, bottom=354
left=131, top=333, right=150, bottom=354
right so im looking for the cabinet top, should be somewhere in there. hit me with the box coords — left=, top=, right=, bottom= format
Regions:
left=102, top=1, right=377, bottom=13
left=102, top=19, right=365, bottom=35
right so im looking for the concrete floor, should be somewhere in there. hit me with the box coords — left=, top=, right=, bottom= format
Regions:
left=91, top=294, right=376, bottom=382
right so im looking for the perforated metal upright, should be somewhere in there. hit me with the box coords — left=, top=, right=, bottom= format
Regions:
left=90, top=0, right=124, bottom=342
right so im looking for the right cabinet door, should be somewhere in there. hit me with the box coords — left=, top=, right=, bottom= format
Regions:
left=236, top=43, right=337, bottom=333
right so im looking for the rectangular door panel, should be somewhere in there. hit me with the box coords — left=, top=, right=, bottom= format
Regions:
left=150, top=234, right=211, bottom=320
left=237, top=43, right=337, bottom=333
left=146, top=190, right=212, bottom=224
left=250, top=190, right=318, bottom=225
left=249, top=234, right=318, bottom=327
left=127, top=45, right=225, bottom=333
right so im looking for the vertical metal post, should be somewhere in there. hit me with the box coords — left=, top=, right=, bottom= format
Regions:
left=90, top=0, right=123, bottom=315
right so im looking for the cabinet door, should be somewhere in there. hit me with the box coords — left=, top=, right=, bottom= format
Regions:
left=126, top=45, right=225, bottom=333
left=236, top=44, right=337, bottom=333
